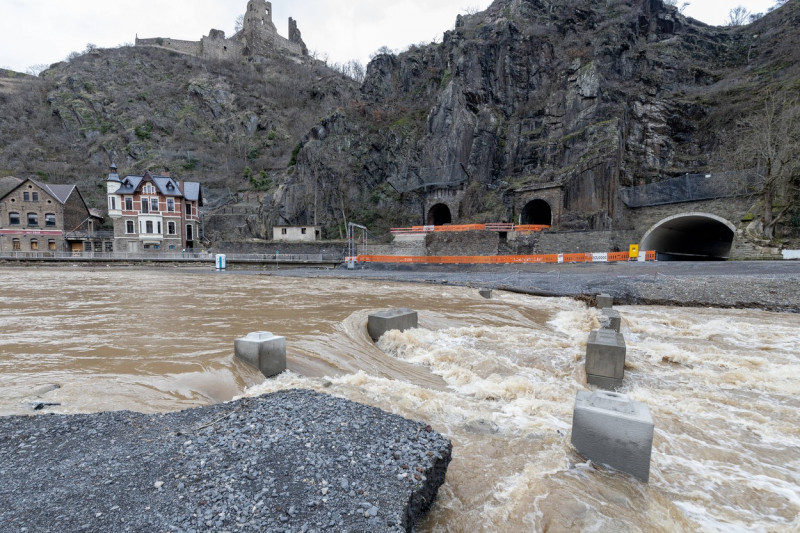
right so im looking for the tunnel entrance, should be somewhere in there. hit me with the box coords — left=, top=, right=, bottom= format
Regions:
left=520, top=199, right=552, bottom=225
left=641, top=213, right=735, bottom=261
left=427, top=203, right=452, bottom=226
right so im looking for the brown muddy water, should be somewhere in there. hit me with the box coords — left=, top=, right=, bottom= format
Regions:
left=1, top=267, right=798, bottom=532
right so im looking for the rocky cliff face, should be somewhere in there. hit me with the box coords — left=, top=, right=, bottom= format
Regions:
left=1, top=0, right=797, bottom=243
left=281, top=0, right=799, bottom=237
left=0, top=47, right=358, bottom=217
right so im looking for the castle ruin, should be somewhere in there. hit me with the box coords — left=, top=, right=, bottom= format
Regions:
left=135, top=0, right=308, bottom=61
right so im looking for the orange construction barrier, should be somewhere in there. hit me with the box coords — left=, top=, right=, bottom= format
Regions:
left=356, top=251, right=656, bottom=265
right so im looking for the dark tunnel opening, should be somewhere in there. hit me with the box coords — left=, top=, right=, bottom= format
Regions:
left=520, top=199, right=552, bottom=226
left=641, top=214, right=735, bottom=261
left=427, top=203, right=452, bottom=226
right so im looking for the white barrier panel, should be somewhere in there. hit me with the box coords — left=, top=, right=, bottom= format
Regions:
left=783, top=250, right=800, bottom=260
left=592, top=252, right=608, bottom=262
left=558, top=254, right=564, bottom=264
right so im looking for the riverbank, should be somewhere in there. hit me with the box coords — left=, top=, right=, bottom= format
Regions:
left=0, top=389, right=451, bottom=532
left=262, top=260, right=800, bottom=313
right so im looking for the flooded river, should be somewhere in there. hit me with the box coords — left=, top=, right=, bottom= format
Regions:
left=0, top=267, right=798, bottom=531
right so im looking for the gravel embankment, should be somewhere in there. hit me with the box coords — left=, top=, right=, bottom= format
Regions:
left=265, top=261, right=800, bottom=312
left=0, top=389, right=451, bottom=533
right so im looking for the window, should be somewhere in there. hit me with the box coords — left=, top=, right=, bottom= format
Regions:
left=30, top=240, right=38, bottom=250
left=281, top=228, right=287, bottom=235
left=167, top=199, right=174, bottom=212
left=157, top=221, right=161, bottom=234
left=9, top=212, right=19, bottom=225
left=84, top=242, right=91, bottom=251
left=151, top=198, right=159, bottom=212
left=94, top=242, right=102, bottom=252
left=109, top=197, right=116, bottom=210
left=45, top=213, right=56, bottom=227
left=23, top=192, right=29, bottom=201
left=125, top=197, right=133, bottom=210
left=145, top=221, right=153, bottom=234
left=185, top=203, right=192, bottom=217
left=141, top=199, right=149, bottom=213
left=32, top=192, right=38, bottom=201
left=168, top=221, right=176, bottom=235
left=48, top=240, right=56, bottom=251
left=143, top=184, right=155, bottom=194
left=126, top=220, right=135, bottom=234
left=105, top=242, right=113, bottom=252
left=27, top=213, right=38, bottom=226
left=186, top=224, right=193, bottom=241
left=301, top=228, right=307, bottom=235
left=12, top=239, right=20, bottom=250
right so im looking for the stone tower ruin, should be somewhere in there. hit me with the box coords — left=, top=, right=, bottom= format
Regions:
left=135, top=0, right=307, bottom=61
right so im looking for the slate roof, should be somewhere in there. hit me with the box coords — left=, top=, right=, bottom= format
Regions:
left=0, top=178, right=77, bottom=205
left=112, top=172, right=202, bottom=204
left=32, top=181, right=76, bottom=204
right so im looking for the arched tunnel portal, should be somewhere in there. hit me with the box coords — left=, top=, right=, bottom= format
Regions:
left=641, top=213, right=736, bottom=261
left=427, top=203, right=452, bottom=226
left=520, top=199, right=552, bottom=226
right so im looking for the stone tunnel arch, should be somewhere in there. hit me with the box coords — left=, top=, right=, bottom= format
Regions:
left=520, top=199, right=552, bottom=226
left=641, top=213, right=736, bottom=261
left=427, top=203, right=452, bottom=226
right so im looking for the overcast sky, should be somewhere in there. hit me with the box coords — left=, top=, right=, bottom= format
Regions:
left=0, top=0, right=785, bottom=74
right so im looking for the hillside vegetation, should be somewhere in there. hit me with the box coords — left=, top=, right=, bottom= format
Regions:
left=1, top=0, right=798, bottom=243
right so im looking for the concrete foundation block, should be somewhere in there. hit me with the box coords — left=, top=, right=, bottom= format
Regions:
left=368, top=309, right=418, bottom=341
left=234, top=332, right=286, bottom=378
left=571, top=390, right=654, bottom=482
left=601, top=308, right=622, bottom=332
left=479, top=288, right=493, bottom=299
left=596, top=293, right=613, bottom=309
left=586, top=373, right=624, bottom=391
left=585, top=329, right=626, bottom=389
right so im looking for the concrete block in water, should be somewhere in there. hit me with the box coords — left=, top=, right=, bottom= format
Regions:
left=234, top=332, right=286, bottom=378
left=368, top=309, right=418, bottom=341
left=596, top=293, right=613, bottom=309
left=586, top=328, right=626, bottom=390
left=601, top=308, right=622, bottom=332
left=571, top=390, right=654, bottom=482
left=479, top=288, right=493, bottom=299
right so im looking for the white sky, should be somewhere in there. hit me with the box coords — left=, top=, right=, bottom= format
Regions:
left=0, top=0, right=786, bottom=73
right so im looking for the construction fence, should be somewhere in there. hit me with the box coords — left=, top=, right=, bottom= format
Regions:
left=353, top=250, right=657, bottom=265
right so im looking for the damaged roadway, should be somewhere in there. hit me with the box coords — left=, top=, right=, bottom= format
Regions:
left=0, top=389, right=451, bottom=533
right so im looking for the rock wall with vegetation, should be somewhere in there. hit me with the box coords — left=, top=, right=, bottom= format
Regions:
left=0, top=0, right=798, bottom=246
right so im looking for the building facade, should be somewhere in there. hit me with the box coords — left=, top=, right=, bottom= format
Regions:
left=0, top=178, right=107, bottom=253
left=272, top=225, right=321, bottom=242
left=106, top=167, right=203, bottom=252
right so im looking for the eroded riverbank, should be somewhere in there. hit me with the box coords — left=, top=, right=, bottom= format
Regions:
left=1, top=265, right=798, bottom=531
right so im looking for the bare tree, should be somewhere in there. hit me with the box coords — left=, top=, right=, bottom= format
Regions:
left=25, top=64, right=48, bottom=76
left=234, top=14, right=244, bottom=33
left=731, top=93, right=800, bottom=239
left=726, top=6, right=751, bottom=26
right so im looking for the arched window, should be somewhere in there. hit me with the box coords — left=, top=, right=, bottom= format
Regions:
left=45, top=213, right=56, bottom=227
left=27, top=213, right=38, bottom=226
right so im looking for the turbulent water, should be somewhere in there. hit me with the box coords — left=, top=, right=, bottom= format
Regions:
left=1, top=267, right=798, bottom=532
